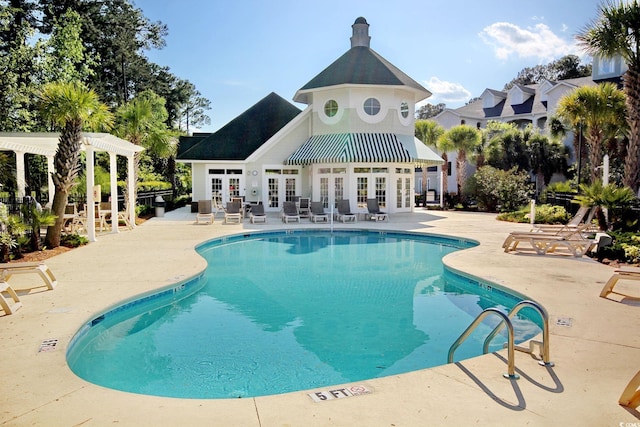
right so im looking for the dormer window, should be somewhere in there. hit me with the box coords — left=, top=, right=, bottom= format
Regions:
left=364, top=98, right=380, bottom=116
left=324, top=100, right=338, bottom=117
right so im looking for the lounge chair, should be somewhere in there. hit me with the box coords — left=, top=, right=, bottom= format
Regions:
left=337, top=199, right=357, bottom=223
left=619, top=370, right=640, bottom=409
left=0, top=261, right=57, bottom=315
left=195, top=200, right=215, bottom=224
left=282, top=201, right=300, bottom=223
left=531, top=206, right=598, bottom=232
left=298, top=197, right=310, bottom=218
left=224, top=202, right=243, bottom=224
left=309, top=201, right=328, bottom=223
left=249, top=204, right=267, bottom=224
left=502, top=224, right=597, bottom=257
left=0, top=281, right=22, bottom=315
left=366, top=198, right=388, bottom=222
left=600, top=266, right=640, bottom=299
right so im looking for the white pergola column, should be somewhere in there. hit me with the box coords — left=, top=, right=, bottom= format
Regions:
left=439, top=166, right=444, bottom=208
left=127, top=155, right=136, bottom=228
left=85, top=146, right=97, bottom=242
left=109, top=153, right=119, bottom=233
left=46, top=155, right=54, bottom=205
left=15, top=151, right=26, bottom=199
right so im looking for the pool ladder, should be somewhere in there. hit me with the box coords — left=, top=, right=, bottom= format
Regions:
left=448, top=300, right=553, bottom=379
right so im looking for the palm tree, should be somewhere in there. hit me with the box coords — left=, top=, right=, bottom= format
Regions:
left=556, top=82, right=627, bottom=183
left=116, top=90, right=173, bottom=209
left=415, top=120, right=444, bottom=198
left=39, top=81, right=113, bottom=248
left=577, top=0, right=640, bottom=192
left=439, top=125, right=481, bottom=198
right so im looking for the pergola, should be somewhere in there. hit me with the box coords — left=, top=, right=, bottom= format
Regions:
left=0, top=132, right=144, bottom=242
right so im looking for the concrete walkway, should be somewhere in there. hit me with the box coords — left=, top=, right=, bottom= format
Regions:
left=1, top=208, right=639, bottom=426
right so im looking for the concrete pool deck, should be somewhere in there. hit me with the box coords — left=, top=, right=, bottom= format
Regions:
left=1, top=207, right=639, bottom=426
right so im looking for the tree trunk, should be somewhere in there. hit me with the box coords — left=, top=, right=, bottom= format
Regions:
left=441, top=153, right=449, bottom=195
left=44, top=190, right=68, bottom=248
left=587, top=126, right=603, bottom=184
left=456, top=150, right=467, bottom=197
left=623, top=68, right=640, bottom=193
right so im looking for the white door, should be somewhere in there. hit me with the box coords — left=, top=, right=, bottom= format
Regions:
left=264, top=168, right=300, bottom=211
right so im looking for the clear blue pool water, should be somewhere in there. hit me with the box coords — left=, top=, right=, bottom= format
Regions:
left=67, top=230, right=542, bottom=399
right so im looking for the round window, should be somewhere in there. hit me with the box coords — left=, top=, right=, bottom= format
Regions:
left=400, top=102, right=409, bottom=118
left=324, top=100, right=338, bottom=117
left=363, top=98, right=380, bottom=116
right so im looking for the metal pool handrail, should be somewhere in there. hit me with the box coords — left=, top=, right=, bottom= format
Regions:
left=448, top=307, right=519, bottom=379
left=482, top=300, right=554, bottom=367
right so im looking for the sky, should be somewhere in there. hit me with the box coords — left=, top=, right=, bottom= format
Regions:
left=132, top=0, right=605, bottom=132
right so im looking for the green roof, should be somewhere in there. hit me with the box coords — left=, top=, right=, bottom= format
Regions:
left=294, top=47, right=429, bottom=103
left=177, top=92, right=301, bottom=161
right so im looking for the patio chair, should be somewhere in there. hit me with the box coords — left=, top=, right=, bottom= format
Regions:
left=0, top=262, right=58, bottom=291
left=600, top=266, right=640, bottom=299
left=531, top=206, right=598, bottom=232
left=619, top=370, right=640, bottom=409
left=0, top=275, right=22, bottom=315
left=309, top=201, right=329, bottom=223
left=337, top=199, right=357, bottom=223
left=298, top=197, right=310, bottom=218
left=224, top=202, right=243, bottom=224
left=195, top=200, right=215, bottom=224
left=282, top=201, right=300, bottom=223
left=502, top=224, right=597, bottom=257
left=366, top=198, right=388, bottom=222
left=249, top=203, right=267, bottom=224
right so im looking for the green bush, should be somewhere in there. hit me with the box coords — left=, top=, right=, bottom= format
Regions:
left=595, top=231, right=640, bottom=264
left=60, top=233, right=88, bottom=248
left=467, top=166, right=533, bottom=212
left=496, top=204, right=570, bottom=224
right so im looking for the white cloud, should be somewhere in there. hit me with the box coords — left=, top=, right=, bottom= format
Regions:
left=423, top=77, right=472, bottom=105
left=479, top=22, right=578, bottom=62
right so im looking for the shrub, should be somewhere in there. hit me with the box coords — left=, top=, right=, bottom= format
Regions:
left=595, top=231, right=640, bottom=264
left=496, top=204, right=570, bottom=224
left=60, top=233, right=88, bottom=248
left=467, top=166, right=533, bottom=212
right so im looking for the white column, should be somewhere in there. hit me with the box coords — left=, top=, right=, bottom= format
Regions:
left=439, top=165, right=444, bottom=208
left=109, top=153, right=119, bottom=233
left=15, top=151, right=26, bottom=199
left=46, top=155, right=55, bottom=205
left=86, top=146, right=96, bottom=242
left=127, top=155, right=136, bottom=228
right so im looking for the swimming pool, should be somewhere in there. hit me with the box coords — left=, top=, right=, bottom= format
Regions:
left=67, top=229, right=542, bottom=399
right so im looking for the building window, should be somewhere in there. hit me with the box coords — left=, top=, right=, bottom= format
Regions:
left=400, top=102, right=409, bottom=118
left=324, top=100, right=338, bottom=117
left=363, top=98, right=380, bottom=116
left=447, top=162, right=452, bottom=176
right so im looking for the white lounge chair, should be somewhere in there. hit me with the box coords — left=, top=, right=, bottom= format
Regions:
left=195, top=200, right=215, bottom=224
left=282, top=201, right=300, bottom=223
left=337, top=200, right=356, bottom=223
left=309, top=201, right=328, bottom=223
left=600, top=266, right=640, bottom=299
left=0, top=261, right=57, bottom=315
left=224, top=202, right=243, bottom=224
left=502, top=224, right=597, bottom=257
left=0, top=280, right=22, bottom=315
left=249, top=204, right=267, bottom=223
left=366, top=198, right=388, bottom=221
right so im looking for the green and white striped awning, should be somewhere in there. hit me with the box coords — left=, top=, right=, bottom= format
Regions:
left=284, top=133, right=443, bottom=166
